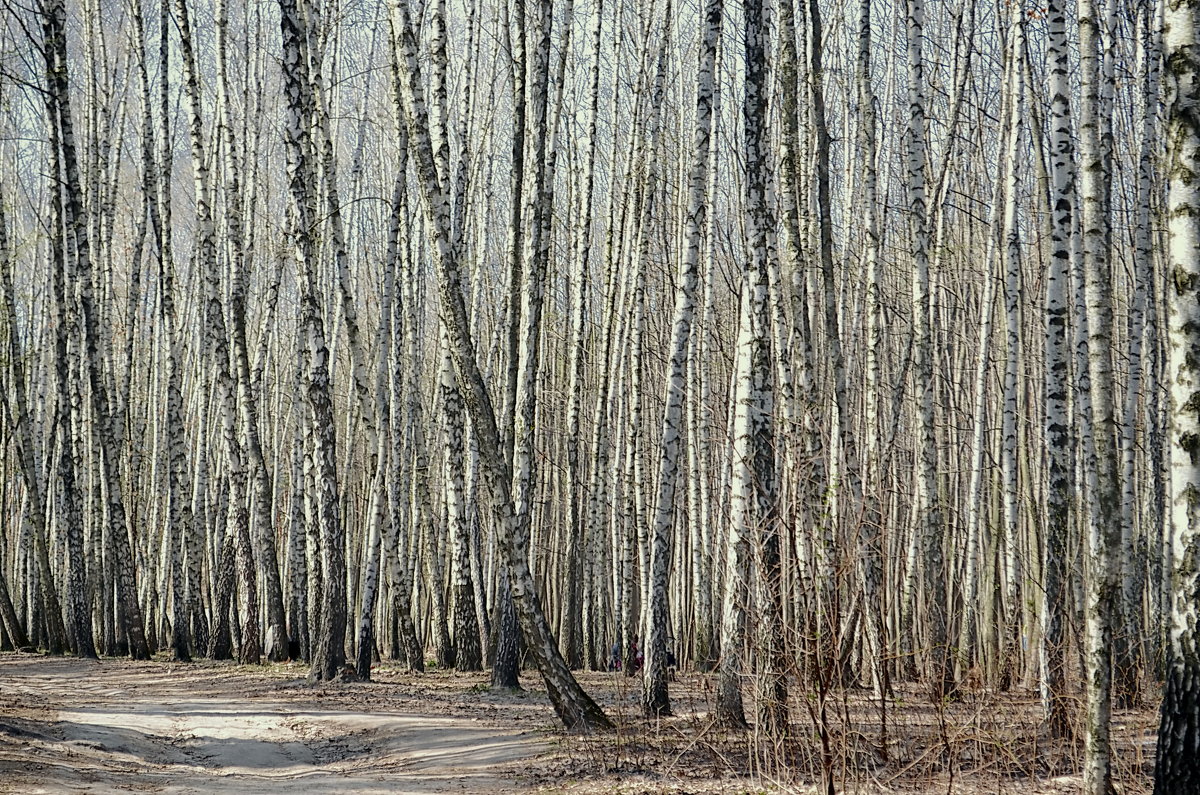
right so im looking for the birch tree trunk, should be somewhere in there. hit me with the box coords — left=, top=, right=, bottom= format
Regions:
left=1042, top=0, right=1077, bottom=740
left=42, top=0, right=151, bottom=661
left=0, top=199, right=50, bottom=655
left=389, top=0, right=611, bottom=731
left=279, top=0, right=345, bottom=681
left=643, top=0, right=721, bottom=717
left=1153, top=0, right=1200, bottom=788
left=716, top=0, right=783, bottom=733
left=562, top=0, right=604, bottom=670
left=905, top=0, right=953, bottom=699
left=1078, top=0, right=1121, bottom=784
left=998, top=8, right=1026, bottom=690
left=1115, top=0, right=1162, bottom=706
left=215, top=0, right=288, bottom=663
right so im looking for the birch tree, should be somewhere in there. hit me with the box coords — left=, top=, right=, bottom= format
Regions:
left=1042, top=0, right=1078, bottom=741
left=1078, top=0, right=1122, bottom=784
left=643, top=0, right=721, bottom=717
left=388, top=0, right=611, bottom=731
left=905, top=0, right=952, bottom=699
left=1154, top=0, right=1200, bottom=788
left=279, top=0, right=346, bottom=681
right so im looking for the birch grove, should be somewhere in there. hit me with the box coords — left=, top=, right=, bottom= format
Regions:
left=0, top=0, right=1194, bottom=787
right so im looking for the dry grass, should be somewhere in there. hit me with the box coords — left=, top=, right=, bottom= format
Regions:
left=0, top=653, right=1158, bottom=794
left=528, top=671, right=1158, bottom=794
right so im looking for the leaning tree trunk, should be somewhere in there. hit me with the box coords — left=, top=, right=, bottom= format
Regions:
left=389, top=0, right=611, bottom=732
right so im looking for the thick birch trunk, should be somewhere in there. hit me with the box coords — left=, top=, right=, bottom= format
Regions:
left=1154, top=0, right=1200, bottom=788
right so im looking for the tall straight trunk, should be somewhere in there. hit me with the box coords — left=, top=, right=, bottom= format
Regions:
left=1, top=194, right=68, bottom=656
left=413, top=395, right=453, bottom=668
left=354, top=167, right=405, bottom=681
left=850, top=0, right=888, bottom=699
left=490, top=0, right=528, bottom=688
left=642, top=0, right=721, bottom=717
left=562, top=0, right=604, bottom=671
left=287, top=412, right=309, bottom=657
left=1153, top=0, right=1200, bottom=788
left=438, top=6, right=481, bottom=678
left=905, top=0, right=952, bottom=699
left=143, top=0, right=192, bottom=664
left=0, top=199, right=50, bottom=655
left=1137, top=0, right=1166, bottom=676
left=806, top=0, right=862, bottom=689
left=618, top=0, right=666, bottom=682
left=443, top=326, right=481, bottom=671
left=384, top=50, right=425, bottom=674
left=1078, top=0, right=1121, bottom=785
left=1115, top=0, right=1162, bottom=706
left=998, top=10, right=1026, bottom=690
left=215, top=0, right=288, bottom=662
left=716, top=0, right=783, bottom=734
left=1042, top=0, right=1077, bottom=741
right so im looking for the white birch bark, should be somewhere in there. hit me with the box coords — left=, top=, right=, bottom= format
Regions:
left=562, top=0, right=603, bottom=670
left=643, top=0, right=721, bottom=716
left=716, top=0, right=782, bottom=732
left=1042, top=0, right=1078, bottom=740
left=279, top=0, right=345, bottom=681
left=1077, top=0, right=1121, bottom=784
left=999, top=11, right=1026, bottom=689
left=1115, top=0, right=1162, bottom=705
left=41, top=0, right=150, bottom=660
left=1154, top=0, right=1200, bottom=787
left=389, top=0, right=611, bottom=730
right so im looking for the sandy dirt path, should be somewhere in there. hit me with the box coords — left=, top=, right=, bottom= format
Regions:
left=0, top=654, right=550, bottom=794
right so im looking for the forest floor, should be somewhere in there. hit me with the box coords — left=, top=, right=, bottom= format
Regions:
left=0, top=652, right=1158, bottom=794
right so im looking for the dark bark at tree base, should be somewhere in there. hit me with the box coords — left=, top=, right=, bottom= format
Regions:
left=491, top=576, right=520, bottom=690
left=1155, top=662, right=1200, bottom=794
left=0, top=574, right=30, bottom=652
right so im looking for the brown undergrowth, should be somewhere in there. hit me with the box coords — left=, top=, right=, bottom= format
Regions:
left=534, top=671, right=1157, bottom=794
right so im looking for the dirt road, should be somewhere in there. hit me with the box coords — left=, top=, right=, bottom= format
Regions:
left=0, top=654, right=549, bottom=794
